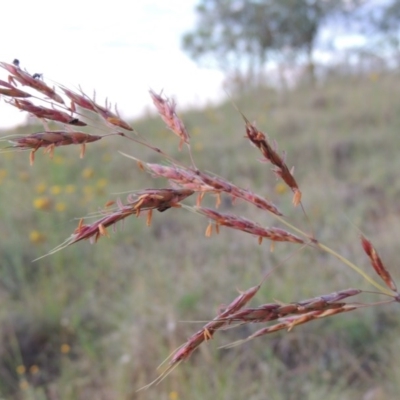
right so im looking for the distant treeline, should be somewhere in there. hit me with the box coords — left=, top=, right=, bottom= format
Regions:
left=182, top=0, right=400, bottom=86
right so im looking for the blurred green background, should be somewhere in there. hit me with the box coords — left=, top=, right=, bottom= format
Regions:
left=1, top=68, right=400, bottom=399
left=3, top=1, right=400, bottom=398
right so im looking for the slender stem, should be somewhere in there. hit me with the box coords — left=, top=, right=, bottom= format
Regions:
left=316, top=243, right=393, bottom=296
left=274, top=214, right=308, bottom=238
left=274, top=215, right=394, bottom=296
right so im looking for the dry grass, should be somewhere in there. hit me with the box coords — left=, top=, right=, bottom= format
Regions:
left=0, top=60, right=400, bottom=398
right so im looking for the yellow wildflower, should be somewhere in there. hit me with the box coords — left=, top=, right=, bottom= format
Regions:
left=194, top=142, right=204, bottom=152
left=16, top=365, right=26, bottom=375
left=102, top=153, right=112, bottom=162
left=29, top=365, right=39, bottom=375
left=82, top=168, right=94, bottom=179
left=82, top=186, right=94, bottom=204
left=83, top=185, right=94, bottom=195
left=53, top=155, right=65, bottom=165
left=369, top=72, right=379, bottom=82
left=19, top=380, right=29, bottom=390
left=274, top=182, right=288, bottom=195
left=33, top=197, right=52, bottom=210
left=50, top=185, right=62, bottom=195
left=18, top=171, right=29, bottom=182
left=55, top=202, right=67, bottom=212
left=65, top=184, right=76, bottom=194
left=96, top=178, right=108, bottom=189
left=191, top=126, right=201, bottom=136
left=29, top=231, right=46, bottom=244
left=169, top=391, right=179, bottom=400
left=35, top=183, right=47, bottom=194
left=60, top=344, right=71, bottom=354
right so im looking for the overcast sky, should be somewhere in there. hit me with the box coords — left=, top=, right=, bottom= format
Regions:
left=0, top=0, right=224, bottom=128
left=1, top=1, right=382, bottom=129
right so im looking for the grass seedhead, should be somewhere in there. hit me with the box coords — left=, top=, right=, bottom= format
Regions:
left=243, top=114, right=302, bottom=206
left=361, top=235, right=398, bottom=293
left=1, top=58, right=399, bottom=393
left=0, top=61, right=64, bottom=103
left=149, top=89, right=190, bottom=150
left=6, top=131, right=103, bottom=163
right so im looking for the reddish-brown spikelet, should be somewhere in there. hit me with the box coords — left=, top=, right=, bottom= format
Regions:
left=9, top=99, right=86, bottom=126
left=244, top=118, right=301, bottom=206
left=193, top=170, right=283, bottom=215
left=0, top=61, right=64, bottom=103
left=8, top=131, right=102, bottom=164
left=61, top=87, right=97, bottom=112
left=316, top=305, right=359, bottom=318
left=134, top=160, right=229, bottom=208
left=286, top=312, right=321, bottom=331
left=68, top=188, right=194, bottom=245
left=93, top=102, right=133, bottom=131
left=218, top=285, right=262, bottom=317
left=198, top=207, right=304, bottom=244
left=61, top=86, right=133, bottom=131
left=4, top=59, right=393, bottom=385
left=0, top=79, right=31, bottom=98
left=232, top=187, right=283, bottom=216
left=9, top=131, right=102, bottom=149
left=169, top=284, right=261, bottom=365
left=142, top=162, right=212, bottom=192
left=219, top=289, right=362, bottom=323
left=149, top=90, right=190, bottom=150
left=195, top=170, right=234, bottom=193
left=127, top=188, right=194, bottom=213
left=231, top=304, right=359, bottom=345
left=127, top=156, right=283, bottom=214
left=361, top=236, right=398, bottom=292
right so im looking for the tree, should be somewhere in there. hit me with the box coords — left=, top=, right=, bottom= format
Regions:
left=182, top=0, right=275, bottom=81
left=370, top=0, right=400, bottom=65
left=182, top=0, right=362, bottom=84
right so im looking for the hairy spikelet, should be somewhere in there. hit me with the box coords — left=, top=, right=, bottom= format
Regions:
left=1, top=58, right=398, bottom=392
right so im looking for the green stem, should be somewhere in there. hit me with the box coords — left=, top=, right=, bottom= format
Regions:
left=274, top=215, right=394, bottom=296
left=274, top=214, right=308, bottom=238
left=317, top=243, right=393, bottom=296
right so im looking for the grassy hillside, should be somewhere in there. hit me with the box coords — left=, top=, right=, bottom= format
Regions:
left=0, top=70, right=400, bottom=399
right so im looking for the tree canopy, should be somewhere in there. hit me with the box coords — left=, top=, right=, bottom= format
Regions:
left=182, top=0, right=367, bottom=81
